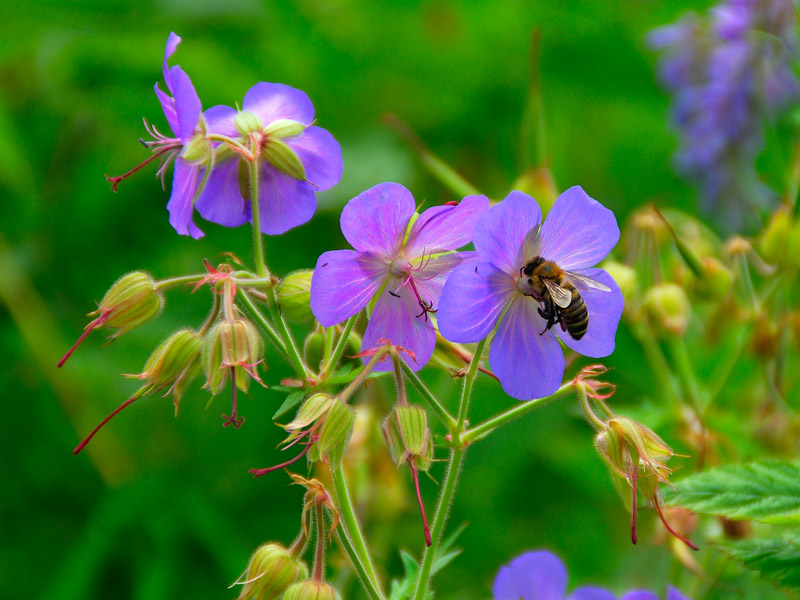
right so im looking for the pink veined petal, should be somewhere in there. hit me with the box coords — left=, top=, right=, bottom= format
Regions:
left=243, top=82, right=315, bottom=126
left=619, top=592, right=660, bottom=600
left=340, top=182, right=416, bottom=258
left=437, top=261, right=515, bottom=344
left=154, top=83, right=179, bottom=137
left=667, top=586, right=691, bottom=600
left=473, top=191, right=542, bottom=276
left=204, top=104, right=239, bottom=138
left=194, top=159, right=250, bottom=227
left=361, top=283, right=437, bottom=372
left=538, top=186, right=619, bottom=271
left=555, top=268, right=623, bottom=358
left=404, top=194, right=490, bottom=258
left=568, top=589, right=618, bottom=600
left=257, top=164, right=317, bottom=235
left=310, top=250, right=387, bottom=327
left=169, top=65, right=202, bottom=143
left=490, top=295, right=565, bottom=400
left=285, top=125, right=343, bottom=192
left=167, top=158, right=204, bottom=238
left=162, top=32, right=182, bottom=90
left=492, top=551, right=568, bottom=600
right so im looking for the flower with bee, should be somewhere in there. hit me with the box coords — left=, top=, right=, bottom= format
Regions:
left=438, top=187, right=623, bottom=400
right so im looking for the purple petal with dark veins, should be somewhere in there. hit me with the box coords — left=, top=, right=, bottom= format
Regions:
left=310, top=250, right=387, bottom=326
left=286, top=126, right=343, bottom=192
left=361, top=283, right=436, bottom=372
left=555, top=268, right=623, bottom=358
left=340, top=182, right=415, bottom=258
left=437, top=261, right=514, bottom=344
left=490, top=295, right=565, bottom=400
left=473, top=191, right=542, bottom=276
left=405, top=194, right=490, bottom=258
left=194, top=160, right=250, bottom=227
left=539, top=186, right=619, bottom=271
left=167, top=158, right=204, bottom=238
left=243, top=82, right=315, bottom=126
left=492, top=551, right=568, bottom=600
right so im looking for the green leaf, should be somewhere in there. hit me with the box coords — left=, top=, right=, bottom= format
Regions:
left=721, top=533, right=800, bottom=594
left=664, top=460, right=800, bottom=523
left=272, top=391, right=305, bottom=420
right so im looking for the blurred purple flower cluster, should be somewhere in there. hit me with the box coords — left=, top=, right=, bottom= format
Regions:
left=649, top=0, right=799, bottom=229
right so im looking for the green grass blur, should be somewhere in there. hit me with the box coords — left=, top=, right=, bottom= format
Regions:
left=3, top=1, right=788, bottom=599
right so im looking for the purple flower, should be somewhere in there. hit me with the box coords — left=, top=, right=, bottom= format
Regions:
left=195, top=82, right=343, bottom=235
left=437, top=188, right=623, bottom=400
left=493, top=550, right=690, bottom=600
left=648, top=0, right=799, bottom=230
left=310, top=182, right=489, bottom=371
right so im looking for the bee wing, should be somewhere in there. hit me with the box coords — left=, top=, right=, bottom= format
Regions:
left=564, top=270, right=611, bottom=292
left=542, top=278, right=572, bottom=308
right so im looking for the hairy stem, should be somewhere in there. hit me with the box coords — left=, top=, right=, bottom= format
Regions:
left=249, top=158, right=269, bottom=279
left=401, top=362, right=458, bottom=431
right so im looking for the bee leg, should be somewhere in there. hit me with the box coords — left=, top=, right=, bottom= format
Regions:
left=537, top=306, right=555, bottom=335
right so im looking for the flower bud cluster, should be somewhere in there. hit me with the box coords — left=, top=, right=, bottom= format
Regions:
left=235, top=543, right=308, bottom=600
left=283, top=394, right=355, bottom=472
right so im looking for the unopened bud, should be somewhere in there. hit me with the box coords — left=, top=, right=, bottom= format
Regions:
left=234, top=543, right=307, bottom=600
left=96, top=271, right=164, bottom=337
left=316, top=398, right=355, bottom=471
left=278, top=271, right=314, bottom=322
left=286, top=394, right=335, bottom=432
left=263, top=119, right=305, bottom=140
left=303, top=330, right=326, bottom=370
left=282, top=581, right=341, bottom=600
left=643, top=283, right=690, bottom=336
left=234, top=110, right=264, bottom=137
left=382, top=405, right=433, bottom=471
left=203, top=317, right=263, bottom=394
left=263, top=139, right=306, bottom=181
left=761, top=207, right=792, bottom=264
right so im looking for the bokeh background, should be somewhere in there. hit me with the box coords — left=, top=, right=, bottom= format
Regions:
left=2, top=1, right=793, bottom=599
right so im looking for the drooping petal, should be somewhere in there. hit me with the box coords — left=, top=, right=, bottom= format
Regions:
left=492, top=551, right=568, bottom=600
left=437, top=261, right=514, bottom=344
left=310, top=250, right=387, bottom=327
left=257, top=164, right=317, bottom=235
left=490, top=295, right=565, bottom=400
left=361, top=282, right=436, bottom=372
left=194, top=159, right=250, bottom=227
left=162, top=32, right=181, bottom=90
left=168, top=65, right=202, bottom=143
left=473, top=191, right=542, bottom=275
left=619, top=592, right=660, bottom=600
left=538, top=186, right=619, bottom=271
left=285, top=126, right=343, bottom=192
left=568, top=589, right=617, bottom=600
left=555, top=269, right=623, bottom=358
left=667, top=586, right=691, bottom=600
left=242, top=82, right=315, bottom=126
left=154, top=83, right=179, bottom=137
left=204, top=104, right=239, bottom=138
left=404, top=194, right=490, bottom=258
left=340, top=182, right=415, bottom=258
left=167, top=158, right=204, bottom=238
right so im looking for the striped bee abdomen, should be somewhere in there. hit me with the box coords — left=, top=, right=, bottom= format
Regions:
left=560, top=286, right=588, bottom=340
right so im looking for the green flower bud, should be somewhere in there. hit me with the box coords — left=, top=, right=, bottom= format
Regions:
left=317, top=398, right=355, bottom=472
left=642, top=283, right=691, bottom=337
left=286, top=394, right=335, bottom=431
left=263, top=138, right=306, bottom=181
left=263, top=119, right=305, bottom=140
left=381, top=405, right=433, bottom=471
left=761, top=206, right=792, bottom=264
left=94, top=271, right=164, bottom=338
left=282, top=581, right=341, bottom=600
left=278, top=271, right=314, bottom=323
left=234, top=110, right=265, bottom=137
left=303, top=330, right=326, bottom=370
left=234, top=543, right=307, bottom=600
left=202, top=317, right=263, bottom=395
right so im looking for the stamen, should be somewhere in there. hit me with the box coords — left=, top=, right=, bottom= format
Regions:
left=105, top=145, right=178, bottom=192
left=407, top=277, right=437, bottom=321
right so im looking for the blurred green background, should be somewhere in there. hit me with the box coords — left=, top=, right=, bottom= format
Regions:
left=3, top=0, right=780, bottom=598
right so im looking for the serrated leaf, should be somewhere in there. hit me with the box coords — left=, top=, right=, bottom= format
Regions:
left=664, top=460, right=800, bottom=523
left=272, top=391, right=305, bottom=420
left=721, top=533, right=800, bottom=593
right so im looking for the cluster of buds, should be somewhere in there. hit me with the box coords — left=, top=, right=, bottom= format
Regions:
left=233, top=543, right=308, bottom=600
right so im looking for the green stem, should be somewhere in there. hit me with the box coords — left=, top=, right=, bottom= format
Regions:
left=667, top=336, right=704, bottom=414
left=249, top=158, right=270, bottom=279
left=579, top=386, right=608, bottom=431
left=312, top=501, right=325, bottom=582
left=236, top=289, right=286, bottom=355
left=321, top=315, right=357, bottom=380
left=334, top=529, right=385, bottom=600
left=154, top=274, right=204, bottom=291
left=266, top=287, right=310, bottom=379
left=706, top=325, right=750, bottom=407
left=634, top=323, right=680, bottom=407
left=413, top=339, right=486, bottom=600
left=339, top=347, right=391, bottom=402
left=401, top=362, right=458, bottom=431
left=462, top=382, right=573, bottom=444
left=323, top=326, right=335, bottom=368
left=331, top=468, right=383, bottom=596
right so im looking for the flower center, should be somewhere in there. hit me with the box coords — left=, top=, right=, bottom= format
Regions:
left=389, top=258, right=411, bottom=278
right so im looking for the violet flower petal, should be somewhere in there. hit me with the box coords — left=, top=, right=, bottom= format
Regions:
left=167, top=158, right=204, bottom=238
left=242, top=82, right=315, bottom=126
left=490, top=296, right=565, bottom=400
left=437, top=261, right=514, bottom=343
left=194, top=160, right=250, bottom=227
left=492, top=551, right=568, bottom=600
left=154, top=83, right=179, bottom=137
left=568, top=589, right=618, bottom=600
left=405, top=194, right=490, bottom=258
left=620, top=593, right=660, bottom=600
left=412, top=251, right=477, bottom=299
left=340, top=182, right=415, bottom=257
left=162, top=32, right=181, bottom=89
left=667, top=586, right=691, bottom=600
left=473, top=191, right=542, bottom=275
left=257, top=164, right=317, bottom=234
left=204, top=104, right=239, bottom=138
left=361, top=284, right=436, bottom=372
left=285, top=125, right=343, bottom=192
left=555, top=268, right=623, bottom=358
left=538, top=186, right=619, bottom=271
left=310, top=250, right=387, bottom=327
left=169, top=65, right=202, bottom=143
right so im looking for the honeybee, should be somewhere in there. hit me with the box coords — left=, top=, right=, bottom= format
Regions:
left=521, top=257, right=611, bottom=340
